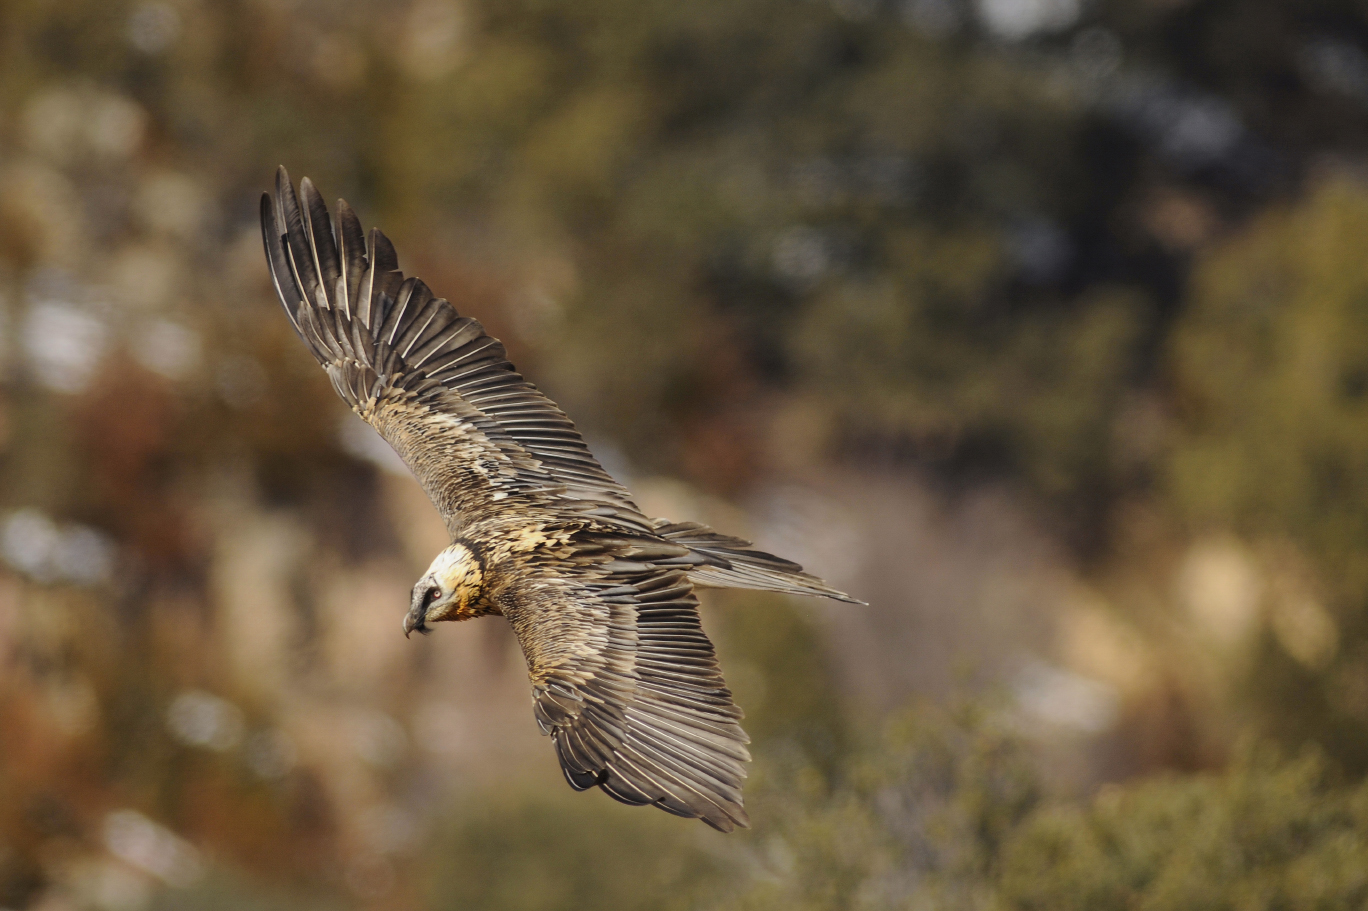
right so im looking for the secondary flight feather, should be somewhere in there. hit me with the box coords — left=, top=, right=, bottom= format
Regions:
left=261, top=168, right=861, bottom=832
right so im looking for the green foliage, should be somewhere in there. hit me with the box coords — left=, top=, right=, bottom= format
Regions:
left=1168, top=180, right=1368, bottom=767
left=424, top=789, right=726, bottom=911
left=348, top=0, right=1150, bottom=502
left=1000, top=747, right=1368, bottom=911
left=421, top=701, right=1368, bottom=911
left=714, top=701, right=1040, bottom=911
left=713, top=708, right=1368, bottom=911
left=146, top=872, right=347, bottom=911
left=1170, top=180, right=1368, bottom=578
left=716, top=595, right=850, bottom=774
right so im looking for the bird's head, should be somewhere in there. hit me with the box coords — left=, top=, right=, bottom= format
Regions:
left=404, top=543, right=486, bottom=637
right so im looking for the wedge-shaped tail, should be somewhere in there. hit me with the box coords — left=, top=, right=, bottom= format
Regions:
left=660, top=521, right=865, bottom=604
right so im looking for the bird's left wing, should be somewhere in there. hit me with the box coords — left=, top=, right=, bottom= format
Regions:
left=260, top=169, right=642, bottom=533
left=508, top=562, right=751, bottom=832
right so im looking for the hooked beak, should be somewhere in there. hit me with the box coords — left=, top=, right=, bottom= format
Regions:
left=403, top=598, right=429, bottom=638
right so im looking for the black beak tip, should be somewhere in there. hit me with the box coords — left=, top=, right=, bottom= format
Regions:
left=403, top=613, right=431, bottom=638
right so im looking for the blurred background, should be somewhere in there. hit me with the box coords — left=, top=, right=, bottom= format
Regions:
left=5, top=0, right=1368, bottom=907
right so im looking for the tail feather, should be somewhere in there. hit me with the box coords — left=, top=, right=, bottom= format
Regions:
left=656, top=521, right=865, bottom=605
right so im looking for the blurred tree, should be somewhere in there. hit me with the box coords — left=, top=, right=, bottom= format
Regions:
left=424, top=791, right=724, bottom=911
left=1000, top=745, right=1368, bottom=910
left=1167, top=178, right=1368, bottom=770
left=711, top=705, right=1368, bottom=911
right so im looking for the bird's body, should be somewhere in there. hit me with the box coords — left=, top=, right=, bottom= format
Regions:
left=261, top=169, right=860, bottom=832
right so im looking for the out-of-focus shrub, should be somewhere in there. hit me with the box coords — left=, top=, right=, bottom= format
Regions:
left=1168, top=179, right=1368, bottom=769
left=424, top=789, right=726, bottom=911
left=1001, top=746, right=1368, bottom=911
left=708, top=703, right=1368, bottom=911
left=711, top=701, right=1037, bottom=911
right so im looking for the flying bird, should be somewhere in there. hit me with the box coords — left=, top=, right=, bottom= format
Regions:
left=260, top=169, right=861, bottom=832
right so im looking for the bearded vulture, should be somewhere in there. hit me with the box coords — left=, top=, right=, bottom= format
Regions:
left=260, top=168, right=861, bottom=832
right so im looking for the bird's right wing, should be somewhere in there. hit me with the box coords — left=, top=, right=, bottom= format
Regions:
left=261, top=169, right=642, bottom=534
left=508, top=563, right=751, bottom=833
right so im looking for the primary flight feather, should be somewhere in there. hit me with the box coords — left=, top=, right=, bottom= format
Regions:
left=260, top=168, right=861, bottom=832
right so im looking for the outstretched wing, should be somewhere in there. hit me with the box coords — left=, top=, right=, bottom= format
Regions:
left=508, top=562, right=751, bottom=832
left=260, top=168, right=641, bottom=533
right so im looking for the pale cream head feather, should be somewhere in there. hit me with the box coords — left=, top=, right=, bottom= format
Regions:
left=404, top=543, right=485, bottom=635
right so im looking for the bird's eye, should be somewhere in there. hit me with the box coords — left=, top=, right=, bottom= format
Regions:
left=424, top=587, right=442, bottom=605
